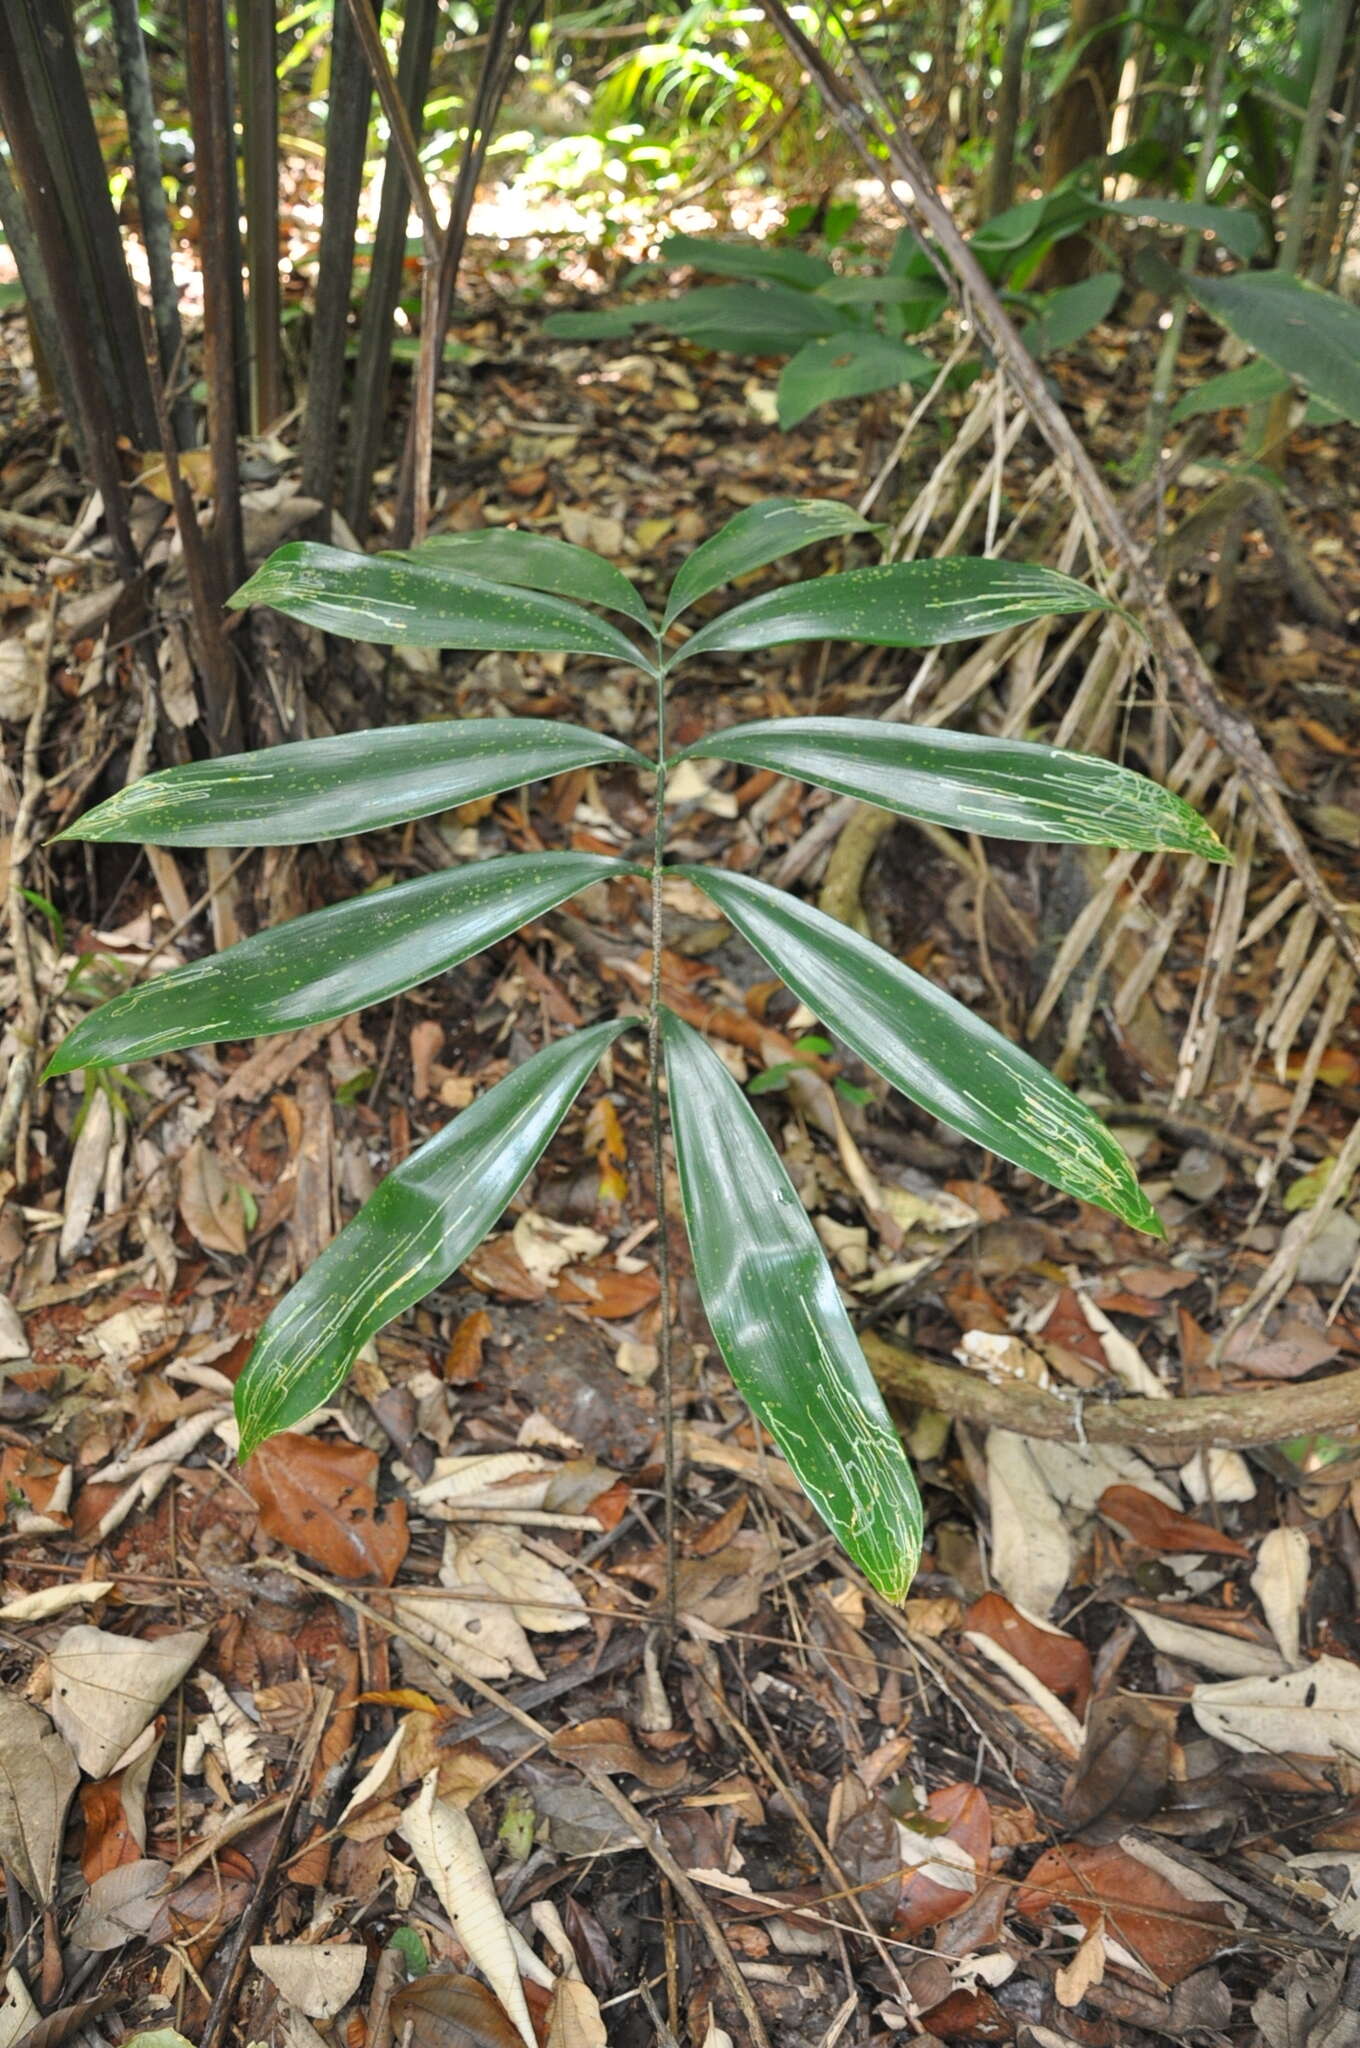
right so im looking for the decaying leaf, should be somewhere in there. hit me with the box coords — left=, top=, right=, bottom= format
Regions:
left=1251, top=1526, right=1310, bottom=1668
left=391, top=1973, right=526, bottom=2048
left=179, top=1136, right=251, bottom=1256
left=549, top=1717, right=687, bottom=1790
left=964, top=1592, right=1092, bottom=1715
left=0, top=1696, right=79, bottom=1905
left=245, top=1433, right=409, bottom=1584
left=1017, top=1839, right=1228, bottom=1983
left=895, top=1783, right=991, bottom=1937
left=47, top=1625, right=206, bottom=1778
left=250, top=1943, right=367, bottom=2019
left=1099, top=1483, right=1250, bottom=1557
left=0, top=1970, right=38, bottom=2048
left=986, top=1432, right=1071, bottom=1618
left=447, top=1527, right=586, bottom=1635
left=1192, top=1655, right=1360, bottom=1759
left=400, top=1772, right=537, bottom=2048
left=1063, top=1696, right=1176, bottom=1840
left=68, top=1858, right=172, bottom=1950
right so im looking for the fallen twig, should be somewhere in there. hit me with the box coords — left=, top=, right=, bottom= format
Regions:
left=865, top=1331, right=1360, bottom=1452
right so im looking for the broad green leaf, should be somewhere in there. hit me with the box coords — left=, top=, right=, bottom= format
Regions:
left=56, top=719, right=648, bottom=848
left=1021, top=273, right=1121, bottom=357
left=661, top=1009, right=922, bottom=1598
left=776, top=333, right=936, bottom=430
left=815, top=274, right=950, bottom=311
left=235, top=1019, right=631, bottom=1455
left=672, top=559, right=1116, bottom=666
left=1184, top=272, right=1360, bottom=425
left=680, top=868, right=1163, bottom=1236
left=649, top=232, right=834, bottom=291
left=674, top=718, right=1227, bottom=860
left=1099, top=198, right=1264, bottom=263
left=412, top=529, right=654, bottom=629
left=663, top=498, right=874, bottom=629
left=630, top=282, right=848, bottom=353
left=1169, top=358, right=1292, bottom=421
left=46, top=853, right=632, bottom=1076
left=230, top=542, right=655, bottom=670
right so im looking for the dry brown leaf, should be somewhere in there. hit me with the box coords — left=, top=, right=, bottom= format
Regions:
left=244, top=1434, right=409, bottom=1584
left=895, top=1783, right=992, bottom=1938
left=1100, top=1484, right=1250, bottom=1557
left=391, top=1973, right=525, bottom=2048
left=549, top=1717, right=687, bottom=1790
left=1063, top=1695, right=1175, bottom=1840
left=178, top=1137, right=250, bottom=1257
left=1016, top=1840, right=1228, bottom=1983
left=401, top=1773, right=537, bottom=2048
left=963, top=1592, right=1092, bottom=1716
left=0, top=1697, right=79, bottom=1905
left=250, top=1944, right=366, bottom=2019
left=48, top=1625, right=206, bottom=1778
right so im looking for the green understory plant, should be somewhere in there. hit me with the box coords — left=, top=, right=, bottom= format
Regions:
left=48, top=501, right=1226, bottom=1598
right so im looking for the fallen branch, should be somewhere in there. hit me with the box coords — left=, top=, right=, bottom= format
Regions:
left=758, top=0, right=1360, bottom=983
left=864, top=1331, right=1360, bottom=1452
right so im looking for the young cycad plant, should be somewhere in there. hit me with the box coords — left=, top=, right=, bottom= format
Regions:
left=47, top=501, right=1226, bottom=1599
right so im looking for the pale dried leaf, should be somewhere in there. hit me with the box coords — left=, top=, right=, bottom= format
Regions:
left=178, top=1137, right=249, bottom=1257
left=0, top=1696, right=79, bottom=1904
left=450, top=1527, right=586, bottom=1634
left=0, top=1968, right=37, bottom=2048
left=1055, top=1919, right=1106, bottom=2008
left=1130, top=1609, right=1287, bottom=1678
left=0, top=1580, right=114, bottom=1621
left=48, top=1625, right=207, bottom=1777
left=1192, top=1656, right=1360, bottom=1759
left=512, top=1214, right=607, bottom=1285
left=986, top=1432, right=1071, bottom=1618
left=69, top=1858, right=171, bottom=1950
left=250, top=1944, right=366, bottom=2019
left=59, top=1088, right=114, bottom=1261
left=196, top=1671, right=267, bottom=1789
left=1251, top=1527, right=1310, bottom=1668
left=400, top=1772, right=537, bottom=2048
left=545, top=1974, right=607, bottom=2048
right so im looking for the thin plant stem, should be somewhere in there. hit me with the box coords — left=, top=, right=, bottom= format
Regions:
left=646, top=656, right=677, bottom=1632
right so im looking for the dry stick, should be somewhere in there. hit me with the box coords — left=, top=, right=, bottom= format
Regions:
left=239, top=0, right=283, bottom=431
left=0, top=597, right=57, bottom=1175
left=758, top=0, right=1360, bottom=985
left=269, top=1560, right=773, bottom=2048
left=865, top=1331, right=1360, bottom=1451
left=197, top=1685, right=335, bottom=2048
left=109, top=0, right=192, bottom=448
left=341, top=0, right=445, bottom=254
left=184, top=0, right=247, bottom=604
left=140, top=310, right=242, bottom=757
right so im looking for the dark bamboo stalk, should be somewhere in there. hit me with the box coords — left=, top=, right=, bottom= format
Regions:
left=391, top=0, right=540, bottom=546
left=109, top=0, right=192, bottom=446
left=239, top=0, right=284, bottom=428
left=184, top=0, right=246, bottom=600
left=0, top=148, right=88, bottom=466
left=140, top=306, right=244, bottom=755
left=6, top=0, right=159, bottom=451
left=984, top=0, right=1030, bottom=220
left=343, top=0, right=439, bottom=536
left=0, top=8, right=136, bottom=574
left=299, top=0, right=375, bottom=518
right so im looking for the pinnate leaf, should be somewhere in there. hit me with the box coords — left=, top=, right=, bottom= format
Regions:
left=681, top=867, right=1162, bottom=1235
left=672, top=558, right=1116, bottom=665
left=234, top=1020, right=631, bottom=1456
left=675, top=717, right=1226, bottom=859
left=47, top=852, right=633, bottom=1077
left=56, top=718, right=647, bottom=848
left=663, top=496, right=874, bottom=627
left=661, top=1009, right=922, bottom=1598
left=230, top=542, right=655, bottom=668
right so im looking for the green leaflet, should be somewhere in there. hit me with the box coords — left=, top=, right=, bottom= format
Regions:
left=679, top=867, right=1163, bottom=1237
left=776, top=334, right=936, bottom=430
left=1169, top=359, right=1292, bottom=421
left=230, top=542, right=657, bottom=670
left=672, top=717, right=1227, bottom=860
left=671, top=558, right=1117, bottom=666
left=646, top=233, right=836, bottom=291
left=55, top=719, right=649, bottom=848
left=411, top=530, right=654, bottom=629
left=663, top=497, right=875, bottom=628
left=1183, top=271, right=1360, bottom=426
left=661, top=1009, right=922, bottom=1598
left=235, top=1019, right=633, bottom=1456
left=46, top=854, right=633, bottom=1076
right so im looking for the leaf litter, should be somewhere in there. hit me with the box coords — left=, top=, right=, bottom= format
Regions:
left=3, top=175, right=1360, bottom=2048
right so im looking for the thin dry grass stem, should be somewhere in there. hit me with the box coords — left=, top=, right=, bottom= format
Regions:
left=1247, top=958, right=1355, bottom=1226
left=1226, top=1109, right=1360, bottom=1342
left=0, top=595, right=56, bottom=1174
left=857, top=334, right=973, bottom=519
left=1170, top=794, right=1255, bottom=1099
